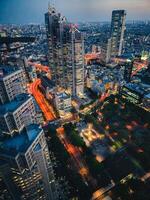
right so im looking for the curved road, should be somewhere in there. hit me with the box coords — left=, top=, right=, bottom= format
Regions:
left=29, top=79, right=56, bottom=122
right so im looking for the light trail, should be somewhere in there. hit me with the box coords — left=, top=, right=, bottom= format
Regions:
left=111, top=57, right=148, bottom=77
left=28, top=61, right=51, bottom=78
left=29, top=79, right=56, bottom=122
left=85, top=53, right=100, bottom=64
left=131, top=62, right=147, bottom=77
left=56, top=127, right=96, bottom=186
left=99, top=91, right=109, bottom=102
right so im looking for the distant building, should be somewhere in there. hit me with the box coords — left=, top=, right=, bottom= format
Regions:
left=142, top=93, right=150, bottom=111
left=87, top=69, right=96, bottom=88
left=55, top=92, right=72, bottom=117
left=0, top=94, right=36, bottom=135
left=106, top=10, right=126, bottom=62
left=28, top=66, right=37, bottom=82
left=124, top=61, right=133, bottom=83
left=33, top=99, right=44, bottom=125
left=106, top=38, right=112, bottom=63
left=0, top=66, right=27, bottom=104
left=0, top=124, right=58, bottom=200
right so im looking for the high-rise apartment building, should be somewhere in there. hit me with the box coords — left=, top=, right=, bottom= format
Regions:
left=0, top=63, right=60, bottom=199
left=45, top=5, right=84, bottom=97
left=106, top=10, right=126, bottom=62
left=0, top=94, right=36, bottom=135
left=0, top=65, right=27, bottom=104
left=0, top=124, right=58, bottom=200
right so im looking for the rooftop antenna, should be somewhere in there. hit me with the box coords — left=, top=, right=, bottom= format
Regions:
left=52, top=0, right=55, bottom=7
left=48, top=1, right=56, bottom=14
left=49, top=0, right=55, bottom=8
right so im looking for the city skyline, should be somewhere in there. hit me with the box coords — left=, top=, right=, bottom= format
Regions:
left=0, top=1, right=150, bottom=199
left=0, top=0, right=150, bottom=24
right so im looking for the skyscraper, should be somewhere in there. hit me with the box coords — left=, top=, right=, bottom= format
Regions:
left=45, top=5, right=84, bottom=97
left=106, top=10, right=126, bottom=62
left=70, top=26, right=85, bottom=96
left=45, top=5, right=70, bottom=90
left=0, top=124, right=58, bottom=200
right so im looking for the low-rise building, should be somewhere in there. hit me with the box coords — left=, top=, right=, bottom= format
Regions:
left=55, top=92, right=72, bottom=117
left=121, top=83, right=150, bottom=105
left=142, top=93, right=150, bottom=111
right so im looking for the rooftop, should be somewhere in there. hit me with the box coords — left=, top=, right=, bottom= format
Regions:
left=56, top=92, right=71, bottom=100
left=0, top=124, right=42, bottom=157
left=144, top=93, right=150, bottom=99
left=0, top=94, right=32, bottom=115
left=124, top=83, right=150, bottom=95
left=0, top=65, right=20, bottom=79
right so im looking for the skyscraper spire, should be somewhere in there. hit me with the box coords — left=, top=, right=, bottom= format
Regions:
left=48, top=1, right=56, bottom=14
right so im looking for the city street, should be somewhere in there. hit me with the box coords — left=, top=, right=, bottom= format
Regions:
left=29, top=79, right=56, bottom=122
left=57, top=127, right=97, bottom=188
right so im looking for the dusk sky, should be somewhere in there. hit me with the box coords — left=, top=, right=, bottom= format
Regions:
left=0, top=0, right=150, bottom=24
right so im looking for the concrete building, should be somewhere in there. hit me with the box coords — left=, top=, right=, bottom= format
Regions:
left=0, top=65, right=27, bottom=104
left=106, top=10, right=126, bottom=62
left=70, top=26, right=85, bottom=97
left=28, top=65, right=37, bottom=82
left=124, top=61, right=133, bottom=83
left=40, top=76, right=55, bottom=100
left=55, top=92, right=72, bottom=117
left=0, top=124, right=58, bottom=200
left=121, top=83, right=150, bottom=105
left=33, top=99, right=44, bottom=125
left=0, top=94, right=36, bottom=135
left=142, top=93, right=150, bottom=111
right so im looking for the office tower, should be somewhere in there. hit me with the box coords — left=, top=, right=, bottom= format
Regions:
left=106, top=10, right=126, bottom=62
left=45, top=5, right=70, bottom=90
left=0, top=124, right=58, bottom=200
left=0, top=65, right=27, bottom=104
left=45, top=5, right=85, bottom=97
left=0, top=94, right=36, bottom=135
left=106, top=38, right=112, bottom=64
left=70, top=26, right=85, bottom=96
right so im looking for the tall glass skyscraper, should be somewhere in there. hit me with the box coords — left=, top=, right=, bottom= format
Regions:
left=45, top=5, right=84, bottom=97
left=106, top=10, right=126, bottom=62
left=45, top=5, right=69, bottom=90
